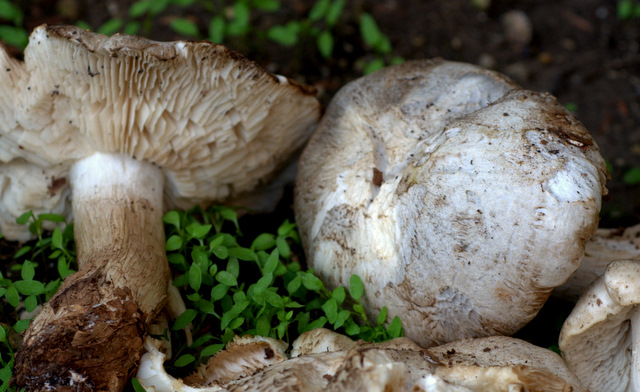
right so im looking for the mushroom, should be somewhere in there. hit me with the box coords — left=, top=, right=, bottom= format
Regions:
left=137, top=329, right=586, bottom=391
left=554, top=223, right=640, bottom=301
left=2, top=25, right=320, bottom=391
left=294, top=59, right=608, bottom=347
left=559, top=259, right=640, bottom=391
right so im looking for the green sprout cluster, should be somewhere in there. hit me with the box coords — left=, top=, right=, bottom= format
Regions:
left=0, top=207, right=402, bottom=390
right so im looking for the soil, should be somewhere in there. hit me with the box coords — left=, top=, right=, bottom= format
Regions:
left=2, top=0, right=639, bottom=375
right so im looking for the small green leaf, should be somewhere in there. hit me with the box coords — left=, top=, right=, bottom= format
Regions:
left=167, top=253, right=186, bottom=267
left=0, top=325, right=6, bottom=343
left=287, top=275, right=302, bottom=294
left=38, top=213, right=66, bottom=223
left=212, top=245, right=229, bottom=260
left=125, top=21, right=141, bottom=35
left=277, top=220, right=296, bottom=237
left=227, top=257, right=240, bottom=279
left=131, top=378, right=147, bottom=392
left=317, top=30, right=334, bottom=59
left=623, top=167, right=640, bottom=185
left=263, top=289, right=284, bottom=308
left=276, top=237, right=290, bottom=259
left=163, top=210, right=181, bottom=229
left=190, top=334, right=214, bottom=348
left=165, top=235, right=183, bottom=251
left=200, top=343, right=224, bottom=357
left=24, top=295, right=38, bottom=313
left=189, top=264, right=202, bottom=292
left=186, top=223, right=212, bottom=239
left=97, top=18, right=124, bottom=36
left=13, top=245, right=32, bottom=259
left=196, top=299, right=215, bottom=315
left=208, top=15, right=225, bottom=43
left=377, top=306, right=388, bottom=326
left=263, top=249, right=280, bottom=274
left=301, top=272, right=324, bottom=292
left=349, top=274, right=364, bottom=301
left=334, top=310, right=350, bottom=329
left=172, top=309, right=198, bottom=330
left=0, top=24, right=27, bottom=48
left=322, top=298, right=338, bottom=324
left=16, top=211, right=33, bottom=225
left=170, top=18, right=199, bottom=37
left=304, top=316, right=327, bottom=332
left=216, top=271, right=237, bottom=286
left=21, top=260, right=35, bottom=281
left=363, top=58, right=385, bottom=75
left=256, top=314, right=272, bottom=336
left=359, top=13, right=382, bottom=47
left=267, top=22, right=299, bottom=46
left=211, top=283, right=229, bottom=300
left=129, top=0, right=153, bottom=17
left=149, top=0, right=170, bottom=14
left=51, top=227, right=63, bottom=249
left=252, top=270, right=272, bottom=292
left=309, top=0, right=330, bottom=21
left=13, top=319, right=30, bottom=333
left=173, top=273, right=189, bottom=287
left=228, top=316, right=244, bottom=330
left=229, top=247, right=257, bottom=261
left=227, top=2, right=250, bottom=36
left=325, top=0, right=345, bottom=26
left=332, top=286, right=346, bottom=304
left=14, top=280, right=45, bottom=296
left=387, top=316, right=403, bottom=338
left=253, top=0, right=280, bottom=11
left=252, top=233, right=276, bottom=250
left=174, top=354, right=196, bottom=367
left=345, top=320, right=360, bottom=335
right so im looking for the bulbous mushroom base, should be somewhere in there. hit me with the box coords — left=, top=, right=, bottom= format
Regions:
left=13, top=271, right=145, bottom=392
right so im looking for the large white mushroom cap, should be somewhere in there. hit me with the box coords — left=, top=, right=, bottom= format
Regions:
left=0, top=25, right=321, bottom=240
left=295, top=59, right=608, bottom=347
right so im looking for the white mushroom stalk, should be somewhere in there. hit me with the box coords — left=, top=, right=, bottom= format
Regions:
left=16, top=152, right=169, bottom=391
left=559, top=260, right=640, bottom=391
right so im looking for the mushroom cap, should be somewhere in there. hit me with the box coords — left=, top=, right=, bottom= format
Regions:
left=559, top=259, right=640, bottom=391
left=0, top=25, right=321, bottom=240
left=137, top=330, right=585, bottom=391
left=294, top=59, right=608, bottom=347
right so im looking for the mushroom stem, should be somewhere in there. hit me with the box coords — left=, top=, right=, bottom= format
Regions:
left=13, top=152, right=170, bottom=392
left=631, top=306, right=640, bottom=391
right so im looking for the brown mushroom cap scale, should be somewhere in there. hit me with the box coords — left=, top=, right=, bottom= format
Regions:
left=294, top=59, right=608, bottom=347
left=2, top=25, right=321, bottom=392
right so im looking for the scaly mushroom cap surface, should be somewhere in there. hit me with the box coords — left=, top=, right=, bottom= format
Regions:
left=0, top=24, right=320, bottom=240
left=559, top=260, right=640, bottom=392
left=294, top=59, right=608, bottom=347
left=137, top=329, right=585, bottom=392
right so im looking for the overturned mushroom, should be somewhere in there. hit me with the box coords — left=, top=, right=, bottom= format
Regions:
left=294, top=59, right=608, bottom=347
left=138, top=329, right=585, bottom=391
left=554, top=223, right=640, bottom=301
left=1, top=25, right=320, bottom=391
left=559, top=260, right=640, bottom=392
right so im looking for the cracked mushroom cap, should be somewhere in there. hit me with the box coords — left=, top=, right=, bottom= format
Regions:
left=294, top=59, right=608, bottom=347
left=137, top=329, right=585, bottom=392
left=559, top=260, right=640, bottom=391
left=0, top=25, right=320, bottom=240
